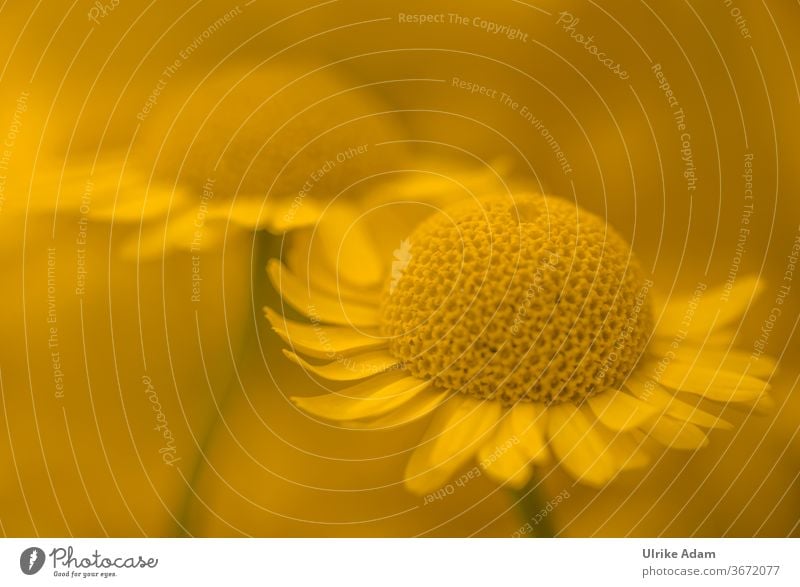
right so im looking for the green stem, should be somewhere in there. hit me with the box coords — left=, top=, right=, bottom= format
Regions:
left=510, top=478, right=557, bottom=538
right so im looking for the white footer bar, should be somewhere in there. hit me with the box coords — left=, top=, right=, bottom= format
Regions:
left=1, top=538, right=797, bottom=586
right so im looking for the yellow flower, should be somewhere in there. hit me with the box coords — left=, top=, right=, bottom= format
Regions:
left=266, top=182, right=774, bottom=495
left=28, top=61, right=407, bottom=258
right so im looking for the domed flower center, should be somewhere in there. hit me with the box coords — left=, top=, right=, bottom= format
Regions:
left=380, top=195, right=653, bottom=405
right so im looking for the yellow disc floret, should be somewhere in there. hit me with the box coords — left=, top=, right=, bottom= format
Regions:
left=380, top=194, right=653, bottom=405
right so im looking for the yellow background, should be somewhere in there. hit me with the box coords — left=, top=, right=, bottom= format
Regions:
left=0, top=1, right=797, bottom=536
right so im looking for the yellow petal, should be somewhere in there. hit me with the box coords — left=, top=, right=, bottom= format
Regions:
left=316, top=203, right=384, bottom=289
left=292, top=372, right=431, bottom=421
left=343, top=388, right=449, bottom=430
left=477, top=415, right=533, bottom=489
left=547, top=404, right=619, bottom=486
left=751, top=392, right=776, bottom=414
left=121, top=225, right=167, bottom=259
left=655, top=276, right=762, bottom=338
left=625, top=374, right=732, bottom=429
left=744, top=355, right=778, bottom=379
left=714, top=276, right=764, bottom=325
left=283, top=349, right=400, bottom=381
left=587, top=388, right=659, bottom=431
left=286, top=230, right=381, bottom=305
left=646, top=417, right=708, bottom=450
left=594, top=426, right=650, bottom=471
left=267, top=259, right=380, bottom=326
left=30, top=159, right=174, bottom=221
left=261, top=195, right=323, bottom=232
left=264, top=308, right=385, bottom=359
left=166, top=210, right=218, bottom=251
left=191, top=197, right=267, bottom=229
left=656, top=361, right=769, bottom=402
left=121, top=214, right=225, bottom=258
left=404, top=396, right=501, bottom=495
left=648, top=342, right=776, bottom=379
left=94, top=183, right=187, bottom=222
left=508, top=403, right=548, bottom=463
left=365, top=161, right=511, bottom=207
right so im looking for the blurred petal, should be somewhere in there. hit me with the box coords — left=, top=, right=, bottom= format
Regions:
left=477, top=416, right=533, bottom=489
left=655, top=277, right=763, bottom=339
left=646, top=417, right=709, bottom=450
left=546, top=404, right=619, bottom=486
left=587, top=388, right=659, bottom=431
left=656, top=362, right=769, bottom=403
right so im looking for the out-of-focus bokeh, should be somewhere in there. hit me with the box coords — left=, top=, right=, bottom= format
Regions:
left=0, top=0, right=797, bottom=536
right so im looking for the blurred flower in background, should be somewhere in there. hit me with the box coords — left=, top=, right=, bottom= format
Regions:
left=0, top=0, right=797, bottom=537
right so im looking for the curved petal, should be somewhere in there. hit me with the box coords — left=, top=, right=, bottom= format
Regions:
left=291, top=372, right=431, bottom=421
left=267, top=259, right=380, bottom=326
left=656, top=361, right=769, bottom=403
left=264, top=308, right=385, bottom=359
left=343, top=387, right=449, bottom=430
left=625, top=374, right=732, bottom=430
left=404, top=396, right=501, bottom=495
left=283, top=349, right=400, bottom=381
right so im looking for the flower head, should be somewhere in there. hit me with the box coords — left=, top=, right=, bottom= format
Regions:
left=267, top=181, right=774, bottom=494
left=31, top=62, right=407, bottom=258
left=380, top=194, right=652, bottom=405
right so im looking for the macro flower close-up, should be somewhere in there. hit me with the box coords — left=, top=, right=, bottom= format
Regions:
left=267, top=187, right=774, bottom=497
left=0, top=3, right=798, bottom=579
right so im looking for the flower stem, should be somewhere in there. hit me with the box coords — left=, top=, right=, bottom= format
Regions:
left=172, top=230, right=274, bottom=536
left=510, top=478, right=557, bottom=538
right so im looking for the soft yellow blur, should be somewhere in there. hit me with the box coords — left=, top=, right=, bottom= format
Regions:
left=0, top=1, right=797, bottom=536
